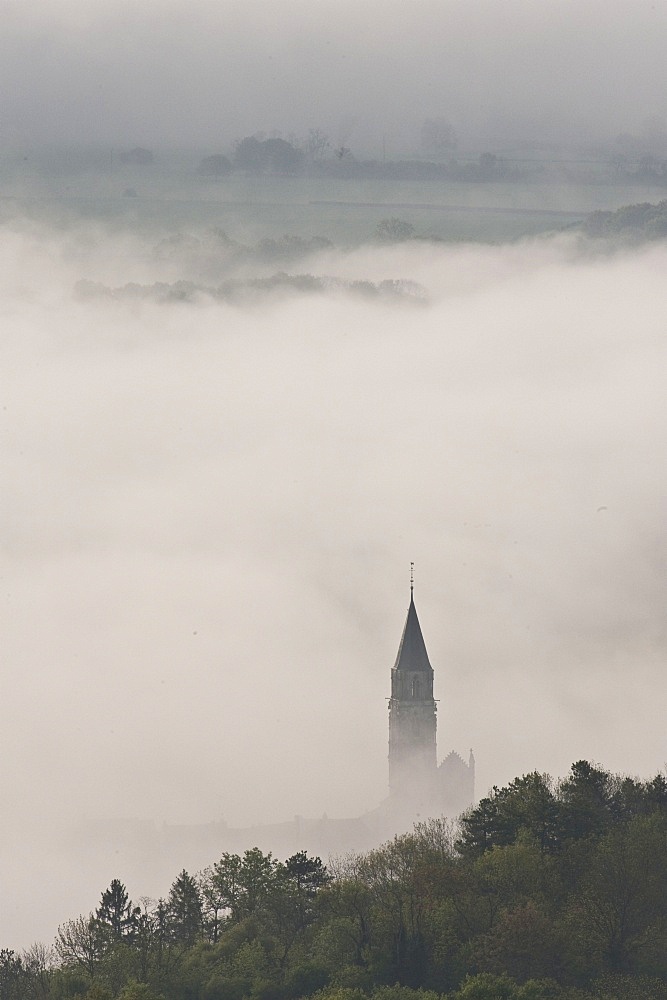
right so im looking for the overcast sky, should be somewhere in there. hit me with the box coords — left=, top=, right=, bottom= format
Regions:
left=1, top=0, right=667, bottom=151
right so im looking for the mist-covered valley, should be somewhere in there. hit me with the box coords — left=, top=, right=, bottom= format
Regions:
left=3, top=181, right=666, bottom=949
left=2, top=0, right=667, bottom=967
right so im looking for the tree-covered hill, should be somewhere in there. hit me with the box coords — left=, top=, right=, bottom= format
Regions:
left=582, top=200, right=667, bottom=240
left=3, top=763, right=666, bottom=1000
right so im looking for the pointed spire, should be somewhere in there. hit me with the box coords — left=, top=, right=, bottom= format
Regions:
left=393, top=583, right=433, bottom=674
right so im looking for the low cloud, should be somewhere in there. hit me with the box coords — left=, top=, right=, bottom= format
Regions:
left=2, top=217, right=666, bottom=946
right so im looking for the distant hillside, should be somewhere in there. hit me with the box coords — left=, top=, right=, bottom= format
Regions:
left=2, top=761, right=666, bottom=1000
left=582, top=199, right=667, bottom=239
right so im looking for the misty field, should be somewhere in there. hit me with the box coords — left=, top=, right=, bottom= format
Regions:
left=4, top=161, right=667, bottom=244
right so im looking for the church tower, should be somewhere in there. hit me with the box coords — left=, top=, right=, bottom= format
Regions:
left=388, top=571, right=437, bottom=800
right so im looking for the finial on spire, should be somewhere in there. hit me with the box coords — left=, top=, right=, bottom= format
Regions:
left=410, top=561, right=414, bottom=595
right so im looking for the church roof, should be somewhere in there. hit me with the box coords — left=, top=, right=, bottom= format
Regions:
left=393, top=595, right=433, bottom=673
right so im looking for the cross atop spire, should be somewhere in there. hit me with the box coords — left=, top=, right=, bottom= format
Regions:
left=410, top=561, right=414, bottom=596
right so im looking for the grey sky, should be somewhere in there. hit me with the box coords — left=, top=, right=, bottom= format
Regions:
left=2, top=0, right=667, bottom=150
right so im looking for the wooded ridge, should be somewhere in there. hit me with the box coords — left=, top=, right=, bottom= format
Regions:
left=3, top=761, right=666, bottom=1000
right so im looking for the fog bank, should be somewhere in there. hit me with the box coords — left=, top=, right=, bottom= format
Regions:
left=2, top=218, right=666, bottom=947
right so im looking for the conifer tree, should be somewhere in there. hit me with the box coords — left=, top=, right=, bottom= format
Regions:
left=167, top=871, right=203, bottom=947
left=95, top=879, right=140, bottom=942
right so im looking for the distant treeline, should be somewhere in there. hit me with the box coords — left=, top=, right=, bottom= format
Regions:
left=190, top=135, right=667, bottom=186
left=16, top=123, right=667, bottom=188
left=3, top=761, right=667, bottom=1000
left=74, top=274, right=427, bottom=307
left=195, top=139, right=667, bottom=186
left=581, top=200, right=667, bottom=240
left=198, top=138, right=534, bottom=184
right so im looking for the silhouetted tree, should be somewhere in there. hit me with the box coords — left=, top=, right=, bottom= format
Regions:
left=55, top=915, right=103, bottom=981
left=167, top=871, right=202, bottom=947
left=0, top=950, right=25, bottom=1000
left=375, top=218, right=415, bottom=242
left=305, top=128, right=330, bottom=163
left=559, top=760, right=614, bottom=842
left=96, top=880, right=140, bottom=942
left=234, top=136, right=303, bottom=175
left=198, top=154, right=232, bottom=176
